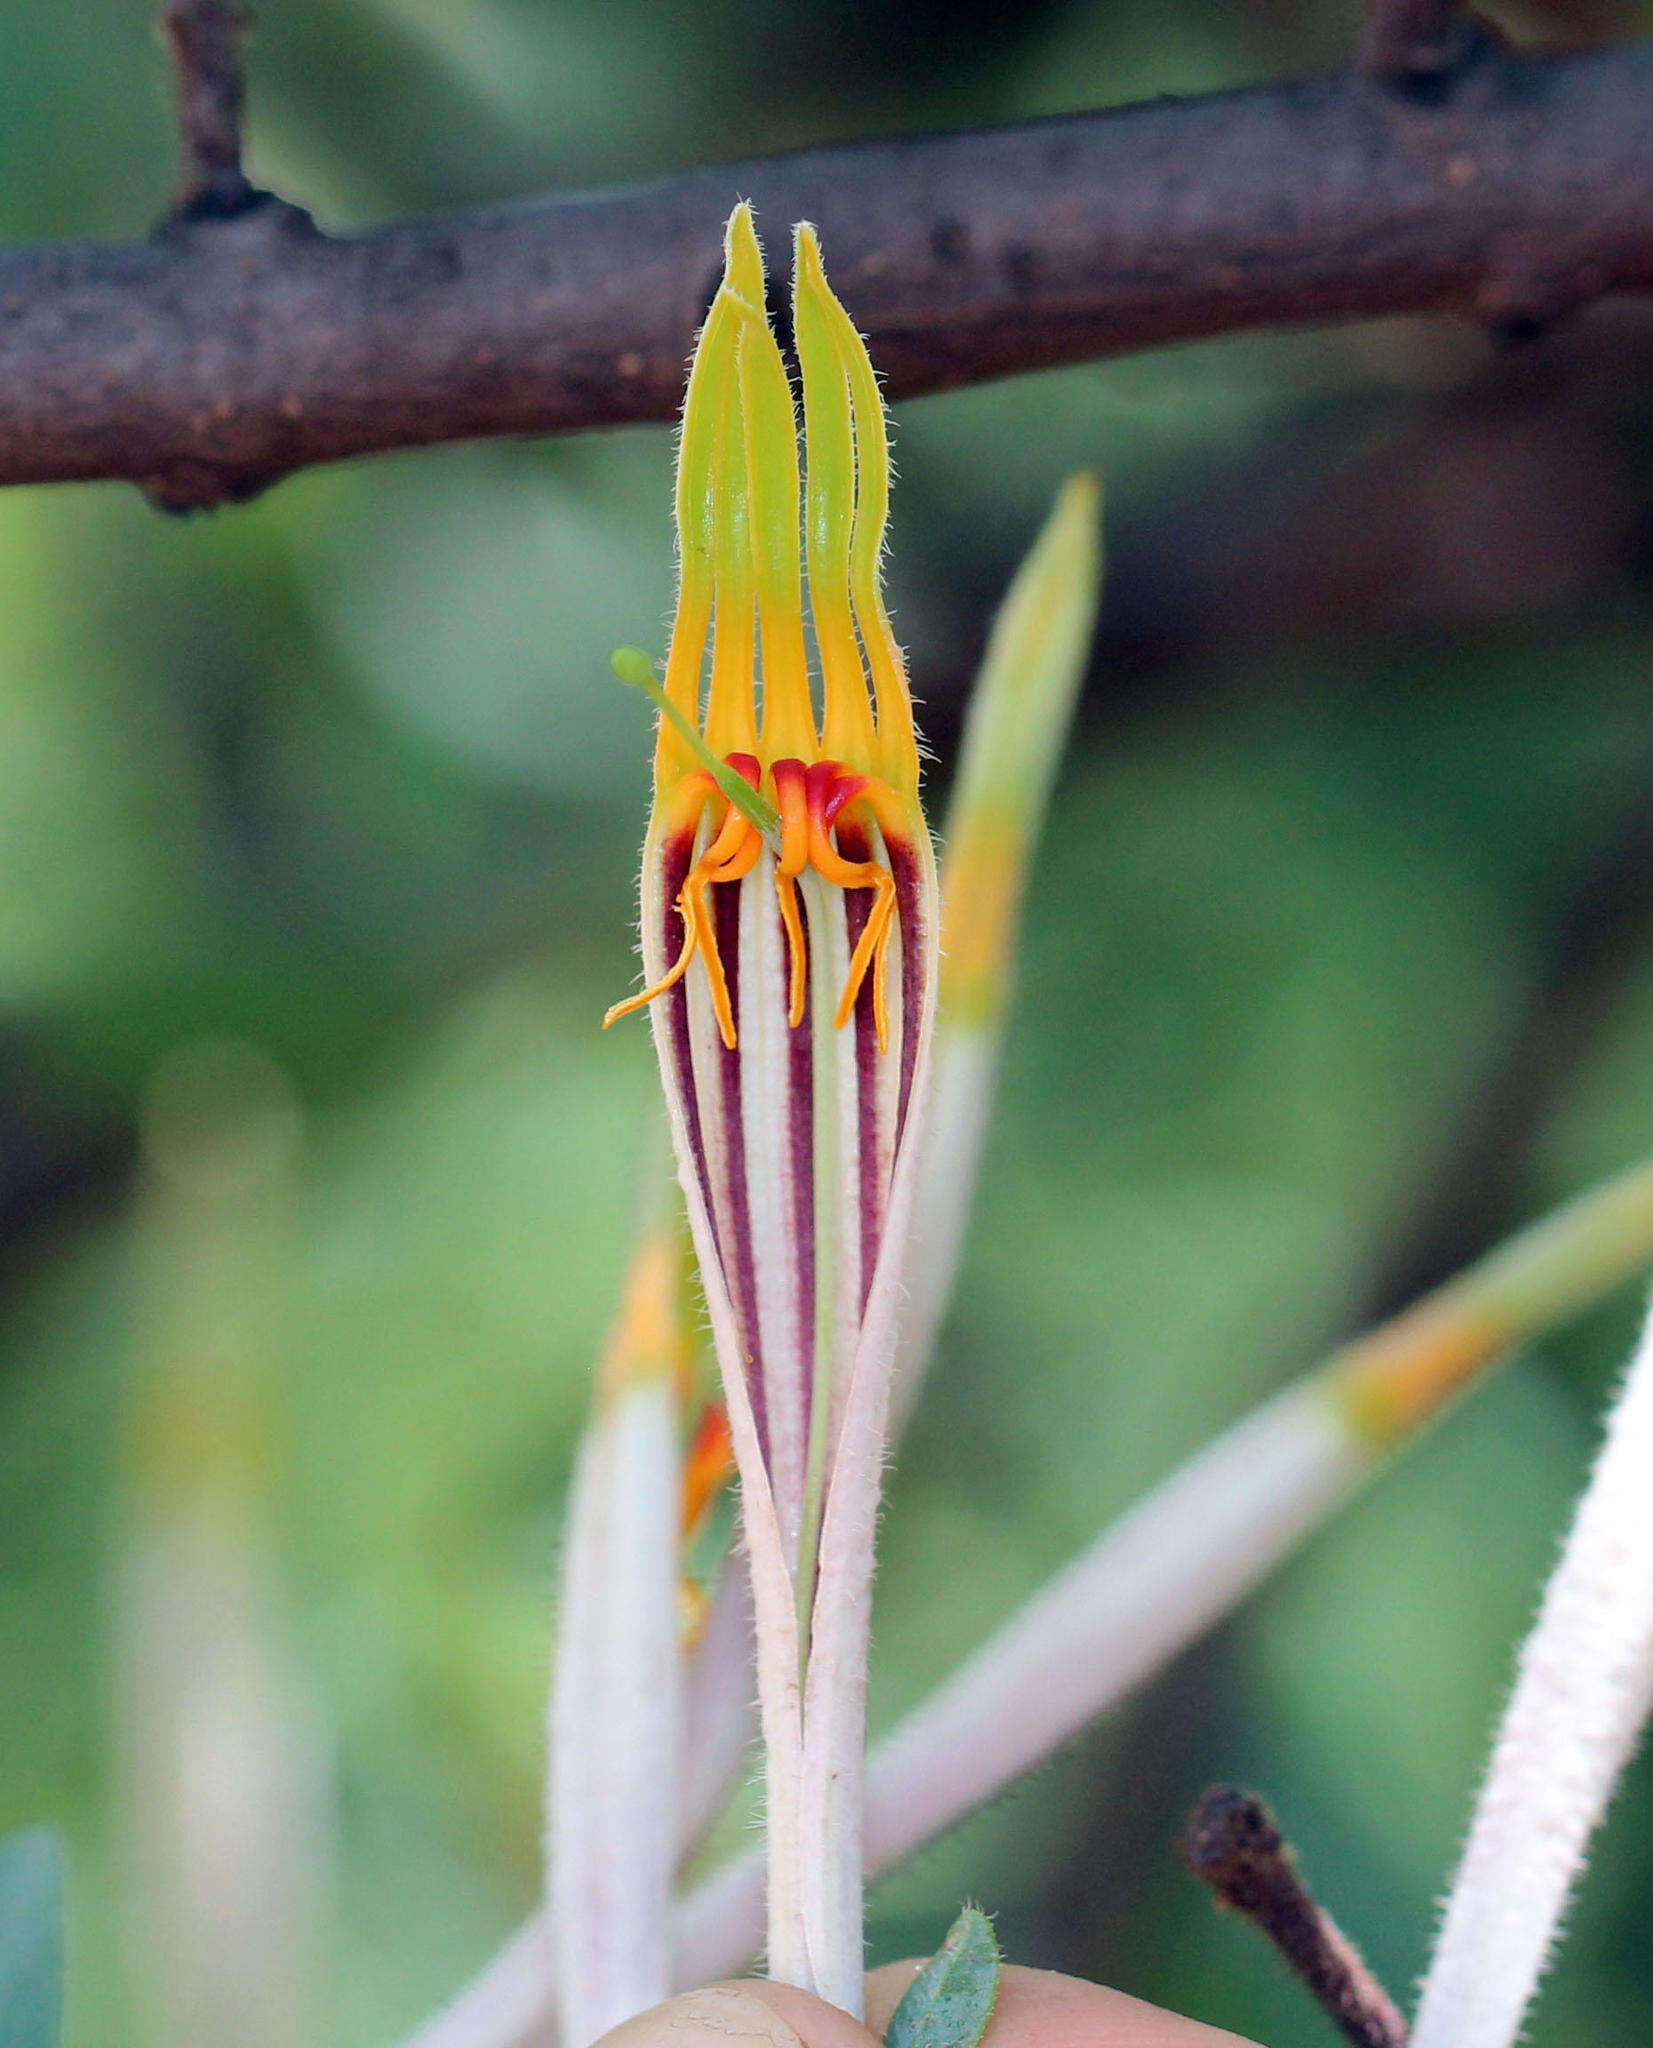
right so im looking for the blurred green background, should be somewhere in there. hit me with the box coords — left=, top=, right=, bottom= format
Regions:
left=4, top=1, right=1653, bottom=2042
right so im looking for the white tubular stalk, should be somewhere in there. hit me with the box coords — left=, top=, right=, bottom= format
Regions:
left=794, top=996, right=937, bottom=2011
left=398, top=1155, right=1653, bottom=2048
left=422, top=1183, right=704, bottom=2048
left=673, top=1376, right=1366, bottom=1987
left=869, top=1380, right=1361, bottom=1866
left=675, top=1153, right=1653, bottom=1988
left=549, top=1374, right=681, bottom=2047
left=395, top=1350, right=1425, bottom=2043
left=613, top=208, right=943, bottom=2015
left=1411, top=1291, right=1653, bottom=2048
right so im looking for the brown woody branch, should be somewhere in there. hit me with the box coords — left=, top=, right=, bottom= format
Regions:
left=1, top=30, right=1650, bottom=508
left=1357, top=0, right=1474, bottom=80
left=1180, top=1787, right=1409, bottom=2048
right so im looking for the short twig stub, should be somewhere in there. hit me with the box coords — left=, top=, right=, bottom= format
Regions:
left=161, top=0, right=256, bottom=218
left=1180, top=1786, right=1409, bottom=2048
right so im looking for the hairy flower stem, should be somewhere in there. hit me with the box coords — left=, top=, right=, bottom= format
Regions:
left=671, top=1154, right=1653, bottom=1986
left=609, top=207, right=941, bottom=2015
left=398, top=1153, right=1653, bottom=2048
left=1411, top=1287, right=1653, bottom=2048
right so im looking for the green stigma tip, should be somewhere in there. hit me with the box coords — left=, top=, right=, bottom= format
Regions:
left=610, top=647, right=781, bottom=838
left=610, top=646, right=657, bottom=691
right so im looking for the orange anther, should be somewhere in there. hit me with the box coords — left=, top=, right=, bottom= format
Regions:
left=608, top=750, right=906, bottom=1058
left=603, top=765, right=762, bottom=1042
left=681, top=821, right=763, bottom=1049
left=772, top=759, right=813, bottom=1028
left=805, top=762, right=899, bottom=1054
left=776, top=874, right=809, bottom=1028
left=835, top=879, right=897, bottom=1050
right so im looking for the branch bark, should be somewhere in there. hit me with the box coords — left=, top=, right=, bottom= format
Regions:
left=161, top=0, right=254, bottom=218
left=2, top=35, right=1650, bottom=507
left=1357, top=0, right=1474, bottom=81
left=1180, top=1788, right=1409, bottom=2048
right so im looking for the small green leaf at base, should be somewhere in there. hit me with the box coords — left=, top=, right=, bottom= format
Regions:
left=0, top=1829, right=63, bottom=2048
left=884, top=1906, right=1001, bottom=2048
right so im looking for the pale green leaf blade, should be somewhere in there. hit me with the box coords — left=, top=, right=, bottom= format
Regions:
left=884, top=1906, right=1000, bottom=2048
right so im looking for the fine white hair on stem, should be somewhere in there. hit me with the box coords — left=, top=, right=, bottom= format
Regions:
left=672, top=1374, right=1367, bottom=1986
left=1410, top=1290, right=1653, bottom=2048
left=548, top=1378, right=681, bottom=2048
left=392, top=1152, right=1653, bottom=2048
left=406, top=1568, right=754, bottom=2048
left=405, top=1359, right=1372, bottom=2044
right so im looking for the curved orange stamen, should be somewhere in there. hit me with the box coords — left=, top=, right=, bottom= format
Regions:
left=772, top=759, right=813, bottom=1028
left=805, top=762, right=899, bottom=1054
left=603, top=778, right=721, bottom=1030
left=602, top=911, right=700, bottom=1030
left=690, top=753, right=766, bottom=1049
left=836, top=876, right=897, bottom=1050
left=604, top=760, right=765, bottom=1040
left=776, top=874, right=808, bottom=1028
left=682, top=820, right=763, bottom=1049
left=839, top=885, right=898, bottom=1048
left=699, top=779, right=764, bottom=874
left=608, top=749, right=909, bottom=1058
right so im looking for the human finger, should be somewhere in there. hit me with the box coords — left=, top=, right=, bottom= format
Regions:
left=592, top=1980, right=880, bottom=2048
left=866, top=1962, right=1262, bottom=2048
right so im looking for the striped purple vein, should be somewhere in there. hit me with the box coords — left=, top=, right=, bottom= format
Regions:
left=660, top=829, right=772, bottom=1464
left=787, top=887, right=817, bottom=1459
left=836, top=819, right=886, bottom=1316
left=888, top=837, right=925, bottom=1148
left=661, top=828, right=712, bottom=1220
left=711, top=879, right=766, bottom=1463
left=661, top=824, right=926, bottom=1490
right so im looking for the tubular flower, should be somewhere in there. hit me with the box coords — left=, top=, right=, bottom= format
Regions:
left=605, top=204, right=939, bottom=2014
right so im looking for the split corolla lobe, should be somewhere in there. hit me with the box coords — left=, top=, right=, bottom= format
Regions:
left=605, top=201, right=936, bottom=1570
left=608, top=211, right=924, bottom=1056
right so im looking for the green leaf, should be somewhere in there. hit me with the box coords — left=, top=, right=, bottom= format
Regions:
left=0, top=1829, right=63, bottom=2048
left=884, top=1905, right=1001, bottom=2048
